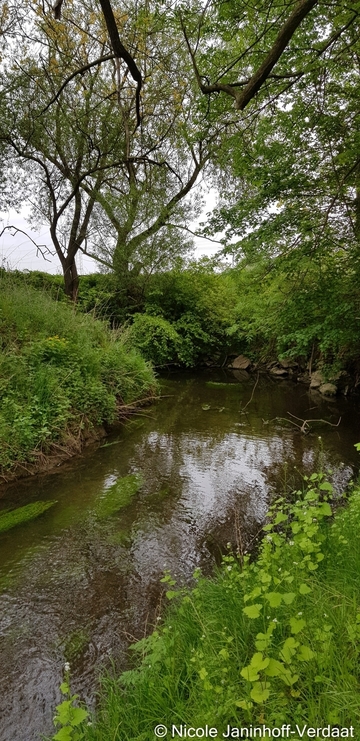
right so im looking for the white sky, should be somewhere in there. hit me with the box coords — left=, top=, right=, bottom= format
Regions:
left=0, top=195, right=222, bottom=275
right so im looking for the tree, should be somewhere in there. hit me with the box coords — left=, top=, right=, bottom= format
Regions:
left=0, top=0, right=217, bottom=298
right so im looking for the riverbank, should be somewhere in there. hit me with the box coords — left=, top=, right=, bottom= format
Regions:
left=72, top=469, right=360, bottom=740
left=0, top=282, right=158, bottom=483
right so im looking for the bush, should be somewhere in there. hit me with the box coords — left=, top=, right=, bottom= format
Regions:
left=127, top=313, right=181, bottom=366
left=0, top=279, right=157, bottom=473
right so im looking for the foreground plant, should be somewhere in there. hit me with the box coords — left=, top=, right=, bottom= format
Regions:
left=52, top=663, right=89, bottom=741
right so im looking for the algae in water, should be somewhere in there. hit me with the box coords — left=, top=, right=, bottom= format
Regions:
left=95, top=473, right=142, bottom=519
left=0, top=500, right=57, bottom=534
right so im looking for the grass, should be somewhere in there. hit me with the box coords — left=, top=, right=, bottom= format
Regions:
left=0, top=277, right=157, bottom=475
left=67, top=473, right=360, bottom=741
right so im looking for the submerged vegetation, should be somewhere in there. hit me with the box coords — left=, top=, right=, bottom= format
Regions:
left=0, top=278, right=157, bottom=478
left=56, top=471, right=360, bottom=740
left=0, top=500, right=57, bottom=533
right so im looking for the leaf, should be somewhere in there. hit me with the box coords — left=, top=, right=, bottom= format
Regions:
left=240, top=666, right=259, bottom=682
left=290, top=617, right=306, bottom=634
left=250, top=682, right=270, bottom=703
left=319, top=481, right=333, bottom=492
left=280, top=637, right=298, bottom=663
left=274, top=512, right=287, bottom=524
left=282, top=592, right=296, bottom=605
left=236, top=699, right=253, bottom=710
left=264, top=592, right=282, bottom=607
left=319, top=502, right=332, bottom=516
left=53, top=728, right=73, bottom=741
left=243, top=604, right=262, bottom=619
left=265, top=658, right=285, bottom=677
left=60, top=682, right=69, bottom=694
left=71, top=707, right=88, bottom=726
left=199, top=668, right=208, bottom=680
left=250, top=652, right=270, bottom=671
left=299, top=583, right=312, bottom=595
left=298, top=645, right=315, bottom=661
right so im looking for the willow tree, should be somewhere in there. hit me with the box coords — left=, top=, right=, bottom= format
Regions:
left=0, top=0, right=215, bottom=299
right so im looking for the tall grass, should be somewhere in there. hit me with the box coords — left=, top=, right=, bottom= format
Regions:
left=0, top=279, right=157, bottom=474
left=78, top=476, right=360, bottom=740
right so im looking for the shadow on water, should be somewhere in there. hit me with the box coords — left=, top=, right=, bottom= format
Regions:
left=0, top=371, right=359, bottom=740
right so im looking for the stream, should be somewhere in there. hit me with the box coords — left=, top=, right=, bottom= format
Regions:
left=0, top=371, right=359, bottom=741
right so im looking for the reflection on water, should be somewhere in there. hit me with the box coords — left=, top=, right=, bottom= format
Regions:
left=0, top=372, right=359, bottom=741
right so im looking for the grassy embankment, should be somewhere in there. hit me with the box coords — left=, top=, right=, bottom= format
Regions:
left=0, top=280, right=157, bottom=480
left=57, top=471, right=360, bottom=740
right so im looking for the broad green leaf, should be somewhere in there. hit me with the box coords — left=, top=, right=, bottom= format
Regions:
left=298, top=645, right=315, bottom=661
left=299, top=583, right=312, bottom=595
left=280, top=637, right=298, bottom=663
left=240, top=666, right=259, bottom=682
left=243, top=604, right=262, bottom=619
left=264, top=592, right=282, bottom=607
left=250, top=652, right=270, bottom=671
left=319, top=502, right=332, bottom=516
left=250, top=682, right=270, bottom=703
left=265, top=658, right=285, bottom=677
left=53, top=728, right=73, bottom=741
left=282, top=592, right=296, bottom=605
left=290, top=617, right=306, bottom=634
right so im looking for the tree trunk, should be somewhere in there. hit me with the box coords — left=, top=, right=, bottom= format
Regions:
left=63, top=257, right=79, bottom=302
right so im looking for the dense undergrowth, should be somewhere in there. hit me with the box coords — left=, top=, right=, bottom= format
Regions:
left=0, top=279, right=157, bottom=475
left=57, top=470, right=360, bottom=740
left=4, top=255, right=360, bottom=374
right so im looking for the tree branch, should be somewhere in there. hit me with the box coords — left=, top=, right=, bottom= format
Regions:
left=97, top=0, right=142, bottom=128
left=41, top=54, right=117, bottom=114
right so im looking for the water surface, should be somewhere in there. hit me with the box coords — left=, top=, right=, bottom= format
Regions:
left=0, top=372, right=359, bottom=741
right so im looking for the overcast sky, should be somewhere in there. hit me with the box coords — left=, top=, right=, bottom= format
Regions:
left=0, top=192, right=222, bottom=274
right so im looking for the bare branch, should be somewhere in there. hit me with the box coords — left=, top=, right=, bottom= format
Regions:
left=0, top=225, right=54, bottom=262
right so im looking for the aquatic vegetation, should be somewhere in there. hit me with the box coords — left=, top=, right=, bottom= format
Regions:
left=0, top=500, right=57, bottom=534
left=61, top=630, right=90, bottom=663
left=94, top=473, right=143, bottom=519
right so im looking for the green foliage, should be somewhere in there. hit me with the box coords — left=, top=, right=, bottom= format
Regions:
left=53, top=666, right=89, bottom=741
left=0, top=500, right=56, bottom=533
left=79, top=470, right=360, bottom=739
left=127, top=314, right=181, bottom=366
left=131, top=264, right=238, bottom=365
left=0, top=280, right=157, bottom=473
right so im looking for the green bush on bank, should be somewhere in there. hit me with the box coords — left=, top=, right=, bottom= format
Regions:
left=0, top=282, right=157, bottom=473
left=76, top=473, right=360, bottom=740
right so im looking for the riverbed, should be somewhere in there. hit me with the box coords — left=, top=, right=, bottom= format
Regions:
left=0, top=371, right=359, bottom=741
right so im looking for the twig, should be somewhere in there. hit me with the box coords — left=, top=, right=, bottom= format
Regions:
left=241, top=371, right=259, bottom=411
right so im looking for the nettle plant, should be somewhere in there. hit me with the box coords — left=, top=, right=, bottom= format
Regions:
left=223, top=473, right=334, bottom=716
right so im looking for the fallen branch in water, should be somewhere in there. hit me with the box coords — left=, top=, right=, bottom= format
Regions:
left=264, top=413, right=341, bottom=434
left=241, top=371, right=260, bottom=412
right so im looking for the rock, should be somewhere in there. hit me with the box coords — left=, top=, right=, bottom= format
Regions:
left=298, top=372, right=310, bottom=383
left=279, top=358, right=298, bottom=369
left=330, top=370, right=352, bottom=392
left=230, top=355, right=252, bottom=370
left=319, top=383, right=337, bottom=397
left=270, top=366, right=288, bottom=376
left=310, top=370, right=325, bottom=389
left=231, top=369, right=250, bottom=382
